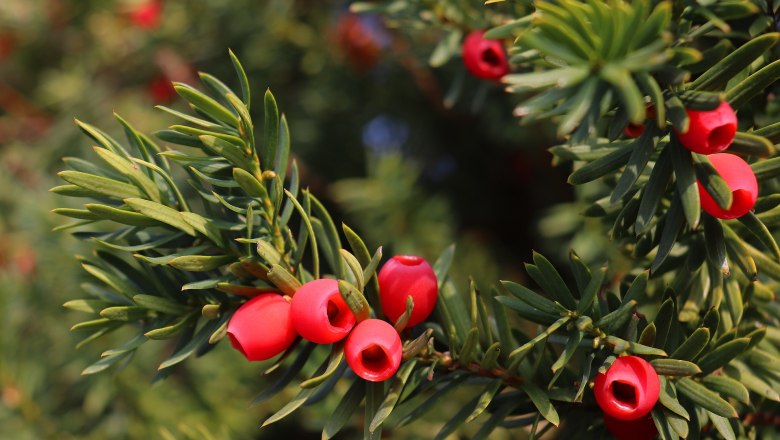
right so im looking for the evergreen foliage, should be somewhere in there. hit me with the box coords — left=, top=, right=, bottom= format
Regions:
left=52, top=1, right=780, bottom=438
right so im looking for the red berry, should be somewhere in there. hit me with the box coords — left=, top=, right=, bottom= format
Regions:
left=130, top=0, right=162, bottom=29
left=344, top=319, right=402, bottom=382
left=14, top=244, right=37, bottom=277
left=675, top=101, right=737, bottom=155
left=624, top=123, right=646, bottom=138
left=462, top=30, right=510, bottom=82
left=227, top=294, right=297, bottom=361
left=334, top=14, right=382, bottom=71
left=147, top=75, right=177, bottom=103
left=594, top=356, right=660, bottom=420
left=0, top=32, right=16, bottom=60
left=291, top=279, right=356, bottom=344
left=378, top=255, right=438, bottom=329
left=697, top=153, right=758, bottom=219
left=603, top=413, right=658, bottom=440
left=623, top=106, right=656, bottom=138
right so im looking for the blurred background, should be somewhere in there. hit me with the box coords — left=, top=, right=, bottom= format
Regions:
left=0, top=0, right=578, bottom=438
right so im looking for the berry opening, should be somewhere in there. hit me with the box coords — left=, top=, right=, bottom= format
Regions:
left=612, top=381, right=638, bottom=409
left=327, top=300, right=339, bottom=321
left=707, top=123, right=736, bottom=151
left=361, top=344, right=389, bottom=371
left=228, top=332, right=248, bottom=358
left=395, top=255, right=423, bottom=266
left=326, top=296, right=352, bottom=330
left=482, top=47, right=501, bottom=66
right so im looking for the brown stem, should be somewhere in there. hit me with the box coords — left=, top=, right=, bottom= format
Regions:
left=416, top=350, right=526, bottom=388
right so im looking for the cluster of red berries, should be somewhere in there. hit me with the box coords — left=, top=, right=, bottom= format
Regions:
left=593, top=356, right=660, bottom=440
left=461, top=31, right=758, bottom=221
left=626, top=101, right=757, bottom=220
left=226, top=255, right=438, bottom=382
